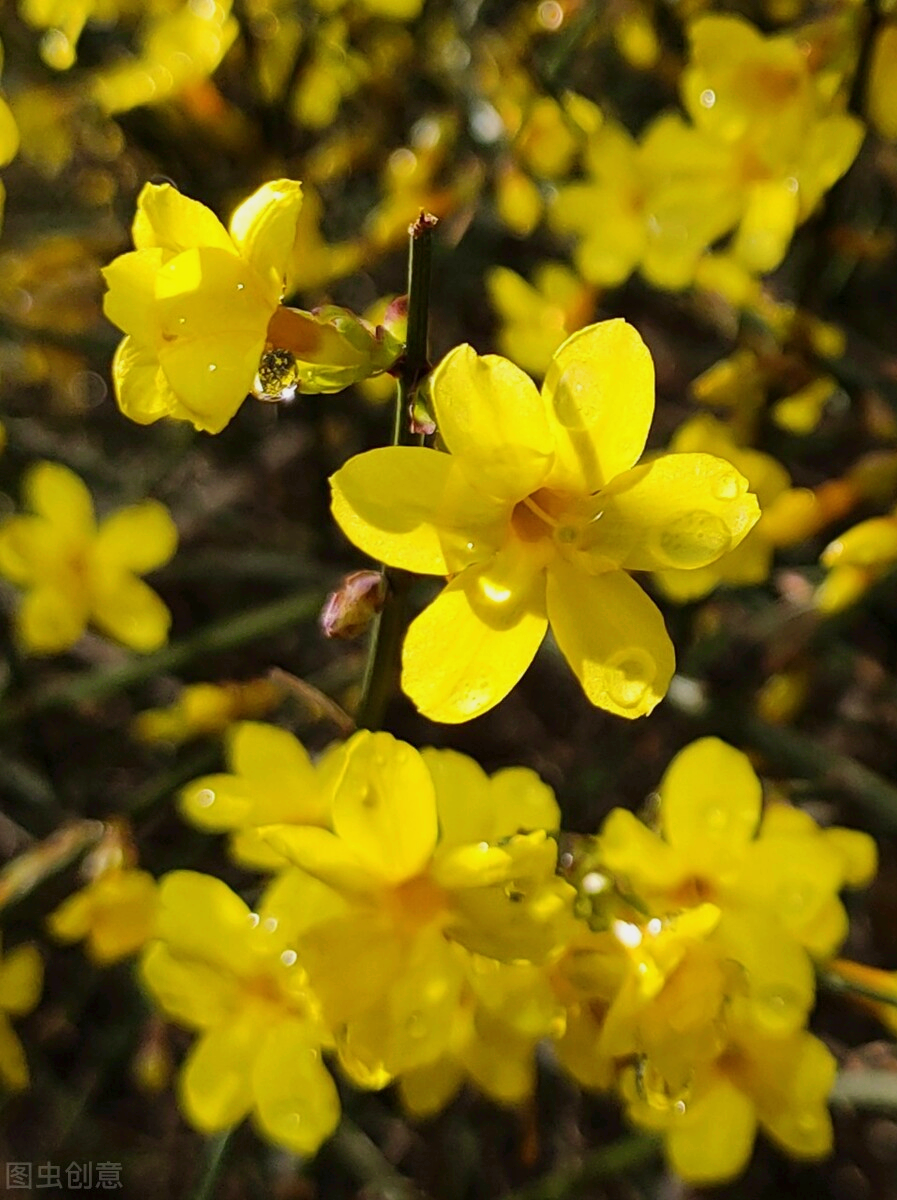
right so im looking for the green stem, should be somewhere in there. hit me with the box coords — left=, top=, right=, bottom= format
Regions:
left=821, top=969, right=897, bottom=1010
left=329, top=1119, right=424, bottom=1200
left=499, top=1133, right=661, bottom=1200
left=0, top=588, right=322, bottom=728
left=191, top=1131, right=234, bottom=1200
left=355, top=212, right=437, bottom=732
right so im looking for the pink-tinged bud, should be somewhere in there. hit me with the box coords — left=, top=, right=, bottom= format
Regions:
left=320, top=571, right=386, bottom=639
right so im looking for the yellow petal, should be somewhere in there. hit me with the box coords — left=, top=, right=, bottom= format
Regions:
left=17, top=583, right=87, bottom=653
left=402, top=549, right=549, bottom=724
left=489, top=767, right=560, bottom=839
left=0, top=1014, right=29, bottom=1091
left=732, top=180, right=799, bottom=275
left=94, top=501, right=178, bottom=574
left=47, top=889, right=94, bottom=942
left=90, top=574, right=171, bottom=652
left=546, top=561, right=674, bottom=718
left=330, top=446, right=506, bottom=575
left=139, top=942, right=241, bottom=1030
left=541, top=319, right=654, bottom=493
left=461, top=1011, right=536, bottom=1104
left=102, top=248, right=165, bottom=345
left=718, top=910, right=815, bottom=1036
left=0, top=96, right=19, bottom=167
left=24, top=461, right=95, bottom=540
left=133, top=182, right=233, bottom=254
left=584, top=454, right=759, bottom=572
left=252, top=1019, right=340, bottom=1154
left=179, top=774, right=254, bottom=832
left=228, top=179, right=303, bottom=304
left=745, top=1032, right=835, bottom=1160
left=0, top=945, right=42, bottom=1016
left=332, top=731, right=437, bottom=885
left=660, top=738, right=761, bottom=855
left=261, top=826, right=379, bottom=893
left=431, top=344, right=554, bottom=501
left=228, top=721, right=316, bottom=792
left=422, top=748, right=493, bottom=849
left=179, top=1016, right=257, bottom=1132
left=82, top=871, right=158, bottom=964
left=110, top=336, right=183, bottom=426
left=399, top=1056, right=465, bottom=1118
left=825, top=827, right=877, bottom=888
left=299, top=911, right=403, bottom=1025
left=665, top=1074, right=757, bottom=1184
left=154, top=871, right=255, bottom=974
left=598, top=809, right=683, bottom=892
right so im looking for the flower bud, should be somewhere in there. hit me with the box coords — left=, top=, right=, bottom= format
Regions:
left=320, top=570, right=386, bottom=639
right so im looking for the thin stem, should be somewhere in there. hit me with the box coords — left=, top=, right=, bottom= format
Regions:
left=821, top=969, right=897, bottom=1010
left=191, top=1132, right=233, bottom=1200
left=355, top=212, right=437, bottom=732
left=329, top=1118, right=425, bottom=1200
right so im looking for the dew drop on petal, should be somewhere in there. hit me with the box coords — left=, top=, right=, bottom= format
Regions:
left=406, top=1011, right=427, bottom=1038
left=195, top=788, right=215, bottom=808
left=635, top=1057, right=693, bottom=1114
left=281, top=949, right=298, bottom=967
left=604, top=647, right=657, bottom=710
left=262, top=916, right=278, bottom=933
left=552, top=363, right=594, bottom=429
left=655, top=510, right=732, bottom=569
left=247, top=912, right=260, bottom=928
left=700, top=88, right=716, bottom=108
left=710, top=471, right=742, bottom=501
left=754, top=985, right=805, bottom=1033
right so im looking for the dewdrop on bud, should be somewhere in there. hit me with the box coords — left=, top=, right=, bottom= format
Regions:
left=320, top=571, right=386, bottom=639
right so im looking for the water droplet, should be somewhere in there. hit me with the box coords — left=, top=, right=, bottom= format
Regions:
left=208, top=363, right=217, bottom=373
left=754, top=985, right=805, bottom=1033
left=646, top=917, right=662, bottom=937
left=636, top=1057, right=693, bottom=1114
left=466, top=541, right=476, bottom=552
left=711, top=472, right=741, bottom=501
left=280, top=949, right=298, bottom=967
left=262, top=916, right=278, bottom=933
left=604, top=647, right=656, bottom=710
left=406, top=1011, right=427, bottom=1038
left=582, top=871, right=609, bottom=895
left=178, top=316, right=187, bottom=326
left=247, top=913, right=260, bottom=928
left=699, top=88, right=716, bottom=108
left=41, top=28, right=75, bottom=70
left=703, top=803, right=728, bottom=831
left=780, top=882, right=814, bottom=916
left=236, top=282, right=245, bottom=290
left=655, top=510, right=732, bottom=569
left=195, top=788, right=215, bottom=808
left=552, top=363, right=594, bottom=429
left=612, top=919, right=643, bottom=948
left=254, top=348, right=301, bottom=403
left=360, top=786, right=377, bottom=810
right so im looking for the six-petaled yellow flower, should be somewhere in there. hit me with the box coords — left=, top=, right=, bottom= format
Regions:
left=332, top=320, right=760, bottom=722
left=0, top=461, right=177, bottom=654
left=103, top=178, right=303, bottom=433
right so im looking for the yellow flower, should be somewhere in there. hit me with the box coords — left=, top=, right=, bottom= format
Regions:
left=815, top=508, right=897, bottom=614
left=0, top=461, right=177, bottom=654
left=179, top=722, right=337, bottom=870
left=91, top=1, right=238, bottom=115
left=569, top=904, right=835, bottom=1182
left=332, top=321, right=759, bottom=722
left=48, top=868, right=158, bottom=964
left=487, top=263, right=595, bottom=377
left=598, top=737, right=877, bottom=961
left=131, top=679, right=282, bottom=746
left=262, top=731, right=574, bottom=1083
left=103, top=178, right=304, bottom=433
left=681, top=15, right=863, bottom=275
left=140, top=871, right=339, bottom=1154
left=0, top=937, right=42, bottom=1092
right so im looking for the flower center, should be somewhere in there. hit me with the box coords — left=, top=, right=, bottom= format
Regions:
left=388, top=872, right=450, bottom=935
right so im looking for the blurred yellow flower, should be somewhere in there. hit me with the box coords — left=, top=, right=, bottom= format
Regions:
left=867, top=22, right=897, bottom=142
left=0, top=937, right=42, bottom=1092
left=0, top=461, right=177, bottom=654
left=598, top=737, right=877, bottom=962
left=179, top=721, right=338, bottom=870
left=332, top=321, right=759, bottom=723
left=140, top=871, right=339, bottom=1153
left=48, top=868, right=158, bottom=964
left=487, top=262, right=594, bottom=377
left=103, top=178, right=304, bottom=433
left=815, top=506, right=897, bottom=614
left=263, top=731, right=574, bottom=1084
left=132, top=679, right=282, bottom=746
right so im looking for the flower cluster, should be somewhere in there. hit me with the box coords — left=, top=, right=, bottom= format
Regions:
left=550, top=15, right=863, bottom=291
left=137, top=727, right=874, bottom=1182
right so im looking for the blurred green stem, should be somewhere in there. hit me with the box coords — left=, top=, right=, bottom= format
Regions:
left=355, top=212, right=436, bottom=732
left=0, top=588, right=322, bottom=727
left=499, top=1133, right=661, bottom=1200
left=191, top=1132, right=233, bottom=1200
left=330, top=1119, right=424, bottom=1200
